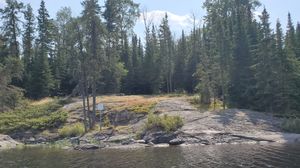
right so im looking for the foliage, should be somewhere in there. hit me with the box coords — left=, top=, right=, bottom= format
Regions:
left=145, top=113, right=183, bottom=132
left=188, top=95, right=225, bottom=111
left=29, top=0, right=54, bottom=99
left=0, top=57, right=24, bottom=112
left=103, top=115, right=111, bottom=127
left=1, top=0, right=300, bottom=120
left=0, top=0, right=24, bottom=58
left=58, top=122, right=85, bottom=138
left=102, top=95, right=164, bottom=114
left=281, top=118, right=300, bottom=134
left=0, top=100, right=67, bottom=134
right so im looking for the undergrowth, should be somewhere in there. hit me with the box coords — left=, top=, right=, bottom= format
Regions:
left=144, top=113, right=183, bottom=132
left=0, top=99, right=68, bottom=134
left=58, top=122, right=85, bottom=138
left=281, top=118, right=300, bottom=134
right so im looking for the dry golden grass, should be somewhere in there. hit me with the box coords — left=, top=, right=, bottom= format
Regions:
left=114, top=125, right=132, bottom=133
left=188, top=95, right=226, bottom=111
left=30, top=97, right=55, bottom=106
left=63, top=95, right=170, bottom=127
left=95, top=95, right=169, bottom=113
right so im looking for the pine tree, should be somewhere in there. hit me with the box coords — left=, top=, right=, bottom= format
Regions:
left=0, top=0, right=23, bottom=58
left=185, top=21, right=201, bottom=93
left=275, top=20, right=289, bottom=112
left=228, top=0, right=256, bottom=108
left=132, top=37, right=144, bottom=93
left=30, top=0, right=54, bottom=99
left=0, top=35, right=8, bottom=63
left=195, top=26, right=212, bottom=105
left=130, top=35, right=142, bottom=93
left=102, top=0, right=139, bottom=93
left=120, top=33, right=132, bottom=93
left=254, top=8, right=276, bottom=112
left=82, top=0, right=103, bottom=128
left=22, top=4, right=35, bottom=95
left=143, top=25, right=160, bottom=94
left=295, top=23, right=300, bottom=59
left=53, top=7, right=74, bottom=95
left=173, top=30, right=187, bottom=91
left=283, top=13, right=300, bottom=113
left=203, top=0, right=234, bottom=109
left=159, top=14, right=174, bottom=93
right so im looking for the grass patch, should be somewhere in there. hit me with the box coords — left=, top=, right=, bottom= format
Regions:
left=30, top=97, right=55, bottom=106
left=126, top=102, right=157, bottom=113
left=58, top=122, right=85, bottom=138
left=114, top=126, right=132, bottom=134
left=145, top=113, right=183, bottom=132
left=281, top=118, right=300, bottom=134
left=103, top=115, right=111, bottom=128
left=97, top=96, right=167, bottom=114
left=188, top=95, right=225, bottom=111
left=0, top=99, right=68, bottom=134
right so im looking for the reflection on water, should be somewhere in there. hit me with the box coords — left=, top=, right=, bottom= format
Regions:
left=0, top=144, right=300, bottom=168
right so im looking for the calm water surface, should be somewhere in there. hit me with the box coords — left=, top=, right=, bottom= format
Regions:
left=1, top=144, right=300, bottom=168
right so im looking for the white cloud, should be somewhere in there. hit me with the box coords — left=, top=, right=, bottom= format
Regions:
left=0, top=0, right=6, bottom=7
left=139, top=10, right=201, bottom=33
left=254, top=11, right=262, bottom=19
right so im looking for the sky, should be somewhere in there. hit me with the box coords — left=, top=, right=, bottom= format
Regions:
left=1, top=0, right=300, bottom=39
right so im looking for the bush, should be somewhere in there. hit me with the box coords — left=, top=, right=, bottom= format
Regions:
left=103, top=115, right=111, bottom=127
left=281, top=118, right=300, bottom=133
left=145, top=113, right=183, bottom=132
left=58, top=123, right=85, bottom=138
left=188, top=95, right=225, bottom=111
left=0, top=100, right=67, bottom=134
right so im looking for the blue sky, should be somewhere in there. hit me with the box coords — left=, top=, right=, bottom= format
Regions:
left=1, top=0, right=300, bottom=39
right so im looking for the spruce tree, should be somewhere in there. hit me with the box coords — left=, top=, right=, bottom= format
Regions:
left=30, top=0, right=54, bottom=99
left=185, top=21, right=201, bottom=93
left=196, top=25, right=212, bottom=105
left=102, top=0, right=139, bottom=93
left=295, top=23, right=300, bottom=59
left=143, top=25, right=160, bottom=94
left=0, top=0, right=23, bottom=58
left=159, top=14, right=174, bottom=93
left=254, top=8, right=276, bottom=112
left=275, top=20, right=289, bottom=112
left=283, top=13, right=300, bottom=113
left=173, top=30, right=187, bottom=91
left=82, top=0, right=103, bottom=128
left=0, top=35, right=8, bottom=63
left=22, top=4, right=35, bottom=95
left=53, top=7, right=73, bottom=95
left=228, top=0, right=256, bottom=108
left=120, top=33, right=132, bottom=93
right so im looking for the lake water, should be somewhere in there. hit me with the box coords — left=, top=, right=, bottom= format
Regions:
left=1, top=144, right=300, bottom=168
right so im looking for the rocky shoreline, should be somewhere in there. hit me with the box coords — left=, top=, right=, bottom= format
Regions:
left=2, top=97, right=300, bottom=151
left=0, top=134, right=22, bottom=150
left=2, top=129, right=300, bottom=151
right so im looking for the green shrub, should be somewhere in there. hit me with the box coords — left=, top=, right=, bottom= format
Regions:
left=281, top=118, right=300, bottom=133
left=103, top=115, right=111, bottom=127
left=188, top=95, right=225, bottom=111
left=0, top=101, right=67, bottom=134
left=145, top=113, right=183, bottom=132
left=58, top=123, right=85, bottom=138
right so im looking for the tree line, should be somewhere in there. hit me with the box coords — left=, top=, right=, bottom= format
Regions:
left=1, top=0, right=300, bottom=119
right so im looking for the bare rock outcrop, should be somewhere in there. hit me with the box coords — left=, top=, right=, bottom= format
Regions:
left=0, top=134, right=21, bottom=149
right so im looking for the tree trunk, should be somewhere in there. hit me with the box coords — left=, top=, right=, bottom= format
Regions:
left=91, top=79, right=97, bottom=128
left=84, top=75, right=92, bottom=129
left=80, top=81, right=88, bottom=133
